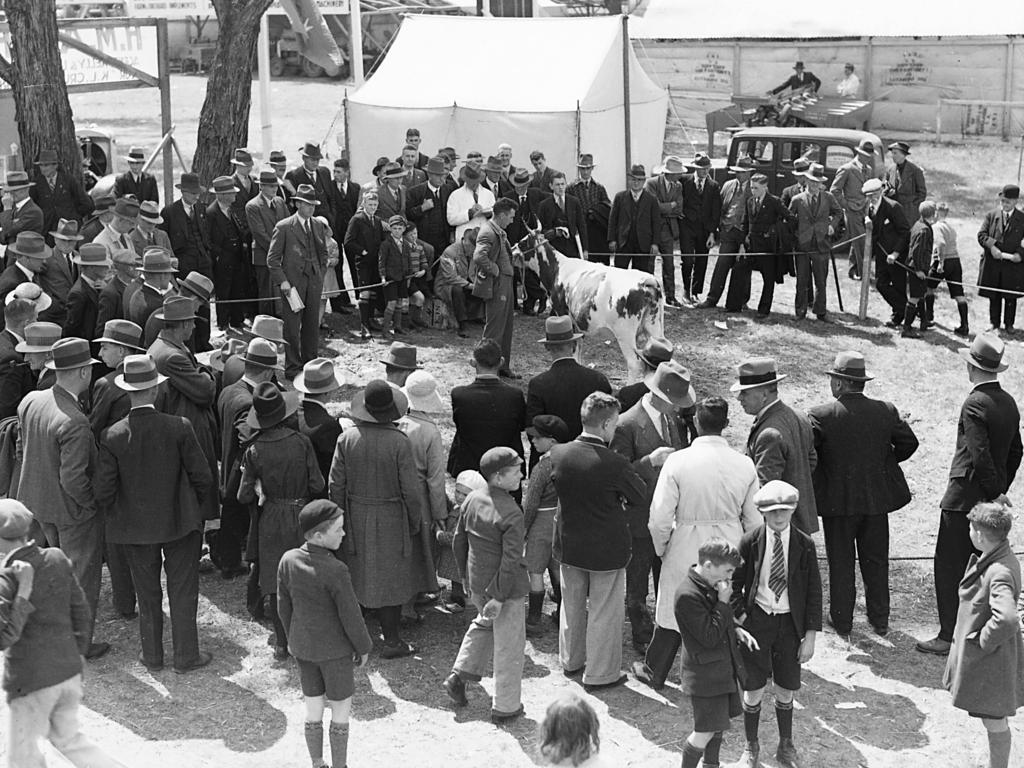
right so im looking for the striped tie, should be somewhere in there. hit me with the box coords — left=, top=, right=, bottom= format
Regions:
left=769, top=530, right=786, bottom=600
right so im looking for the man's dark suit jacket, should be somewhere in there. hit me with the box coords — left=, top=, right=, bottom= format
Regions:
left=447, top=376, right=526, bottom=476
left=405, top=181, right=452, bottom=251
left=940, top=382, right=1023, bottom=512
left=299, top=399, right=342, bottom=496
left=550, top=434, right=645, bottom=571
left=868, top=196, right=910, bottom=262
left=771, top=70, right=821, bottom=94
left=607, top=189, right=661, bottom=252
left=482, top=177, right=514, bottom=201
left=0, top=199, right=45, bottom=247
left=538, top=195, right=588, bottom=258
left=29, top=170, right=94, bottom=239
left=505, top=188, right=550, bottom=245
left=526, top=357, right=611, bottom=441
left=206, top=202, right=246, bottom=274
left=113, top=171, right=159, bottom=204
left=808, top=392, right=918, bottom=518
left=284, top=165, right=335, bottom=221
left=681, top=176, right=722, bottom=236
left=95, top=277, right=127, bottom=337
left=529, top=166, right=560, bottom=193
left=329, top=180, right=362, bottom=252
left=0, top=329, right=34, bottom=419
left=743, top=192, right=792, bottom=281
left=977, top=208, right=1024, bottom=298
left=0, top=264, right=30, bottom=313
left=160, top=199, right=212, bottom=279
left=731, top=524, right=823, bottom=638
left=62, top=277, right=100, bottom=353
left=217, top=378, right=254, bottom=499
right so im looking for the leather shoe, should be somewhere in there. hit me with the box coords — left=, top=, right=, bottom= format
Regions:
left=490, top=704, right=524, bottom=724
left=85, top=642, right=111, bottom=661
left=694, top=299, right=717, bottom=309
left=915, top=636, right=951, bottom=655
left=826, top=615, right=851, bottom=638
left=870, top=622, right=889, bottom=637
left=443, top=671, right=468, bottom=707
left=563, top=665, right=584, bottom=678
left=776, top=738, right=800, bottom=768
left=137, top=651, right=163, bottom=672
left=381, top=640, right=417, bottom=659
left=173, top=650, right=213, bottom=674
left=583, top=673, right=627, bottom=693
left=630, top=661, right=664, bottom=691
left=731, top=741, right=759, bottom=768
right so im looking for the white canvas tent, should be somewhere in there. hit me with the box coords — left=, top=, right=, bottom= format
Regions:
left=344, top=15, right=668, bottom=192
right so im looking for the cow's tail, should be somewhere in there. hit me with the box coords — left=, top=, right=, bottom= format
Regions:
left=634, top=276, right=665, bottom=352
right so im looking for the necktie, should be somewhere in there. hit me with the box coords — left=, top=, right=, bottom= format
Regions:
left=558, top=196, right=565, bottom=211
left=811, top=194, right=819, bottom=209
left=472, top=189, right=478, bottom=205
left=769, top=531, right=786, bottom=600
left=660, top=412, right=672, bottom=443
left=48, top=176, right=56, bottom=191
left=754, top=198, right=761, bottom=216
left=697, top=179, right=704, bottom=194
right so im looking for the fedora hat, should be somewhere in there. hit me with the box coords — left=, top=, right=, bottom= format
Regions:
left=754, top=479, right=799, bottom=512
left=15, top=322, right=62, bottom=353
left=645, top=360, right=697, bottom=409
left=141, top=247, right=175, bottom=273
left=258, top=168, right=279, bottom=185
left=526, top=414, right=570, bottom=443
left=269, top=149, right=287, bottom=165
left=72, top=242, right=112, bottom=267
left=999, top=185, right=1020, bottom=200
left=248, top=314, right=288, bottom=345
left=730, top=357, right=787, bottom=391
left=208, top=337, right=247, bottom=372
left=5, top=282, right=52, bottom=314
left=246, top=381, right=300, bottom=430
left=800, top=163, right=828, bottom=183
left=638, top=336, right=674, bottom=369
left=511, top=168, right=531, bottom=186
left=93, top=195, right=116, bottom=213
left=210, top=175, right=240, bottom=195
left=115, top=353, right=167, bottom=391
left=538, top=315, right=583, bottom=345
left=958, top=333, right=1008, bottom=373
left=175, top=173, right=202, bottom=193
left=825, top=350, right=874, bottom=381
left=292, top=183, right=320, bottom=206
left=855, top=139, right=876, bottom=157
left=729, top=156, right=756, bottom=173
left=153, top=295, right=197, bottom=322
left=627, top=164, right=648, bottom=180
left=294, top=357, right=344, bottom=395
left=381, top=162, right=405, bottom=180
left=371, top=155, right=391, bottom=177
left=179, top=271, right=214, bottom=303
left=94, top=319, right=145, bottom=351
left=299, top=141, right=323, bottom=160
left=888, top=141, right=912, bottom=155
left=49, top=218, right=83, bottom=242
left=793, top=61, right=805, bottom=70
left=8, top=232, right=51, bottom=260
left=138, top=200, right=162, bottom=224
left=229, top=148, right=254, bottom=166
left=44, top=337, right=98, bottom=371
left=577, top=153, right=596, bottom=169
left=242, top=338, right=283, bottom=371
left=381, top=341, right=421, bottom=370
left=350, top=379, right=408, bottom=424
left=3, top=171, right=33, bottom=191
left=688, top=154, right=712, bottom=169
left=112, top=197, right=140, bottom=221
left=484, top=156, right=504, bottom=174
left=424, top=156, right=446, bottom=176
left=462, top=165, right=482, bottom=181
left=792, top=158, right=811, bottom=173
left=127, top=146, right=146, bottom=162
left=403, top=369, right=445, bottom=413
left=654, top=156, right=686, bottom=175
left=34, top=149, right=59, bottom=165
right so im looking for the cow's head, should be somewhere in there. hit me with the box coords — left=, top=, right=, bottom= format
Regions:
left=516, top=221, right=557, bottom=290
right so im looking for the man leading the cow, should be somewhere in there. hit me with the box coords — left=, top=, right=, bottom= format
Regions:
left=472, top=197, right=519, bottom=380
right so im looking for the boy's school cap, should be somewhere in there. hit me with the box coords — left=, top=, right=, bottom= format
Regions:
left=525, top=414, right=570, bottom=443
left=0, top=500, right=33, bottom=539
left=299, top=499, right=343, bottom=536
left=754, top=480, right=799, bottom=512
left=479, top=446, right=521, bottom=480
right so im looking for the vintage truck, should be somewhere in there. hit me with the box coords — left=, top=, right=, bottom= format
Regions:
left=709, top=127, right=887, bottom=196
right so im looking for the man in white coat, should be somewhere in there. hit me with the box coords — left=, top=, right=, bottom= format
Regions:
left=447, top=166, right=496, bottom=242
left=632, top=395, right=761, bottom=690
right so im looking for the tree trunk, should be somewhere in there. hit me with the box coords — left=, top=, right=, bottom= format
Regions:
left=1, top=0, right=81, bottom=181
left=192, top=0, right=273, bottom=190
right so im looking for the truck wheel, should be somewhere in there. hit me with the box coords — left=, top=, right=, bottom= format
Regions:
left=301, top=58, right=324, bottom=78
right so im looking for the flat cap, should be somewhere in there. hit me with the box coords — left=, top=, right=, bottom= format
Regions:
left=479, top=446, right=521, bottom=480
left=861, top=178, right=883, bottom=194
left=298, top=499, right=343, bottom=536
left=526, top=414, right=570, bottom=443
left=0, top=500, right=33, bottom=539
left=753, top=480, right=799, bottom=512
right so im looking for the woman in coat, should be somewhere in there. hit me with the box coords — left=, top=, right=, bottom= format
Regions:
left=943, top=502, right=1024, bottom=768
left=329, top=379, right=423, bottom=658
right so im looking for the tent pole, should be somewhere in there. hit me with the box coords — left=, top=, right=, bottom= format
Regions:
left=350, top=0, right=364, bottom=85
left=343, top=91, right=350, bottom=161
left=621, top=14, right=632, bottom=176
left=258, top=12, right=273, bottom=160
left=575, top=100, right=581, bottom=167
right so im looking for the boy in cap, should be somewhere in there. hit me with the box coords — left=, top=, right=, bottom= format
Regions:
left=378, top=214, right=414, bottom=338
left=0, top=499, right=129, bottom=767
left=730, top=480, right=822, bottom=768
left=278, top=499, right=372, bottom=768
left=443, top=446, right=530, bottom=724
left=928, top=200, right=969, bottom=337
left=436, top=469, right=487, bottom=613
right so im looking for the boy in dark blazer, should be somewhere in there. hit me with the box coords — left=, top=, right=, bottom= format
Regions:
left=730, top=481, right=822, bottom=768
left=537, top=172, right=588, bottom=260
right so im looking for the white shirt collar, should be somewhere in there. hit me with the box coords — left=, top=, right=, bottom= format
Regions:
left=14, top=197, right=29, bottom=211
left=755, top=397, right=780, bottom=420
left=641, top=393, right=666, bottom=439
left=15, top=262, right=34, bottom=280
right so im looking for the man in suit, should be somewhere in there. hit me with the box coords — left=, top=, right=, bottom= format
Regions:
left=295, top=357, right=343, bottom=490
left=732, top=357, right=818, bottom=534
left=92, top=197, right=139, bottom=271
left=0, top=233, right=53, bottom=317
left=129, top=201, right=173, bottom=259
left=397, top=145, right=427, bottom=190
left=679, top=154, right=721, bottom=304
left=538, top=172, right=587, bottom=260
left=285, top=142, right=335, bottom=221
left=406, top=156, right=452, bottom=271
left=94, top=353, right=214, bottom=673
left=63, top=244, right=111, bottom=359
left=830, top=139, right=874, bottom=279
left=884, top=141, right=927, bottom=225
left=608, top=165, right=661, bottom=271
left=977, top=184, right=1024, bottom=333
left=0, top=171, right=45, bottom=253
left=207, top=176, right=249, bottom=332
left=731, top=173, right=790, bottom=315
left=917, top=334, right=1022, bottom=656
left=482, top=156, right=513, bottom=201
left=269, top=149, right=295, bottom=205
left=38, top=219, right=80, bottom=328
left=505, top=169, right=550, bottom=315
left=245, top=169, right=290, bottom=317
left=610, top=361, right=693, bottom=651
left=447, top=339, right=526, bottom=477
left=645, top=157, right=685, bottom=306
left=160, top=173, right=212, bottom=282
left=526, top=316, right=612, bottom=468
left=788, top=163, right=843, bottom=321
left=550, top=392, right=646, bottom=692
left=403, top=128, right=430, bottom=170
left=113, top=146, right=159, bottom=204
left=698, top=157, right=755, bottom=310
left=95, top=249, right=140, bottom=335
left=79, top=195, right=115, bottom=245
left=863, top=178, right=911, bottom=327
left=16, top=337, right=108, bottom=659
left=808, top=351, right=918, bottom=637
left=472, top=197, right=518, bottom=378
left=29, top=150, right=94, bottom=247
left=328, top=158, right=361, bottom=315
left=0, top=294, right=39, bottom=418
left=126, top=247, right=176, bottom=335
left=267, top=184, right=331, bottom=378
left=528, top=150, right=559, bottom=193
left=375, top=162, right=407, bottom=223
left=770, top=61, right=821, bottom=94
left=567, top=153, right=611, bottom=266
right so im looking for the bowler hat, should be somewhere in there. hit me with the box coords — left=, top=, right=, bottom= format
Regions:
left=729, top=156, right=756, bottom=173
left=141, top=247, right=175, bottom=273
left=754, top=479, right=799, bottom=512
left=292, top=183, right=320, bottom=206
left=958, top=333, right=1008, bottom=373
left=248, top=314, right=288, bottom=345
left=45, top=337, right=99, bottom=370
left=138, top=200, right=163, bottom=224
left=730, top=357, right=787, bottom=391
left=654, top=156, right=685, bottom=175
left=242, top=338, right=283, bottom=370
left=5, top=282, right=52, bottom=314
left=479, top=446, right=521, bottom=480
left=512, top=168, right=531, bottom=186
left=72, top=242, right=112, bottom=267
left=639, top=336, right=675, bottom=369
left=800, top=163, right=828, bottom=183
left=298, top=499, right=343, bottom=536
left=269, top=150, right=287, bottom=165
left=115, top=353, right=168, bottom=391
left=380, top=341, right=421, bottom=370
left=825, top=350, right=874, bottom=381
left=50, top=218, right=84, bottom=241
left=424, top=156, right=446, bottom=176
left=3, top=171, right=33, bottom=191
left=127, top=146, right=146, bottom=162
left=577, top=153, right=595, bottom=169
left=210, top=175, right=240, bottom=195
left=403, top=369, right=445, bottom=413
left=7, top=232, right=51, bottom=260
left=888, top=141, right=912, bottom=155
left=179, top=271, right=214, bottom=303
left=258, top=169, right=279, bottom=185
left=645, top=360, right=696, bottom=409
left=294, top=357, right=344, bottom=395
left=349, top=379, right=408, bottom=424
left=94, top=319, right=145, bottom=352
left=538, top=315, right=583, bottom=345
left=175, top=173, right=202, bottom=193
left=299, top=142, right=323, bottom=160
left=229, top=148, right=254, bottom=166
left=208, top=337, right=247, bottom=372
left=34, top=149, right=59, bottom=165
left=246, top=381, right=300, bottom=430
left=0, top=500, right=33, bottom=540
left=15, top=322, right=62, bottom=353
left=627, top=164, right=648, bottom=180
left=526, top=414, right=570, bottom=444
left=1000, top=185, right=1020, bottom=200
left=153, top=295, right=197, bottom=322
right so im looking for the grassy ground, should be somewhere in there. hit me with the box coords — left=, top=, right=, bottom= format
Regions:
left=1, top=77, right=1023, bottom=766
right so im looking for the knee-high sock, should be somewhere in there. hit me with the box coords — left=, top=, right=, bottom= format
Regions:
left=329, top=722, right=349, bottom=768
left=304, top=721, right=324, bottom=764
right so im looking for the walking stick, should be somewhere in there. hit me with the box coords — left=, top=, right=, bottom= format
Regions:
left=829, top=245, right=845, bottom=313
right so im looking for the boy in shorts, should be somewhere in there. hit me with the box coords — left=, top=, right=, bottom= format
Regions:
left=676, top=537, right=757, bottom=768
left=898, top=200, right=935, bottom=338
left=522, top=414, right=570, bottom=636
left=730, top=480, right=822, bottom=768
left=928, top=200, right=970, bottom=337
left=378, top=214, right=413, bottom=338
left=278, top=499, right=373, bottom=768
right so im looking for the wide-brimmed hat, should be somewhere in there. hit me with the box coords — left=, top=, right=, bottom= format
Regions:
left=381, top=341, right=421, bottom=370
left=958, top=333, right=1008, bottom=373
left=5, top=282, right=52, bottom=314
left=350, top=379, right=408, bottom=424
left=153, top=295, right=197, bottom=322
left=258, top=168, right=279, bottom=185
left=294, top=357, right=344, bottom=394
left=34, top=149, right=59, bottom=165
left=112, top=197, right=140, bottom=221
left=638, top=336, right=674, bottom=369
left=141, top=247, right=175, bottom=273
left=729, top=156, right=756, bottom=173
left=115, top=353, right=167, bottom=391
left=208, top=337, right=247, bottom=372
left=299, top=141, right=323, bottom=160
left=403, top=369, right=444, bottom=413
left=138, top=200, right=162, bottom=224
left=627, top=164, right=648, bottom=180
left=229, top=148, right=254, bottom=166
left=210, top=175, right=239, bottom=195
left=95, top=319, right=146, bottom=351
left=577, top=153, right=596, bottom=169
left=855, top=139, right=876, bottom=157
left=792, top=158, right=811, bottom=173
left=526, top=414, right=570, bottom=443
left=246, top=381, right=300, bottom=430
left=462, top=165, right=482, bottom=181
left=424, top=156, right=446, bottom=176
left=15, top=322, right=62, bottom=353
left=826, top=350, right=874, bottom=381
left=484, top=156, right=504, bottom=174
left=248, top=314, right=288, bottom=345
left=175, top=173, right=202, bottom=193
left=72, top=242, right=112, bottom=267
left=242, top=338, right=283, bottom=371
left=178, top=271, right=214, bottom=303
left=538, top=315, right=583, bottom=345
left=8, top=232, right=51, bottom=260
left=800, top=163, right=828, bottom=183
left=269, top=150, right=287, bottom=165
left=688, top=154, right=712, bottom=170
left=655, top=156, right=686, bottom=175
left=292, top=183, right=320, bottom=206
left=3, top=171, right=33, bottom=191
left=730, top=357, right=787, bottom=391
left=44, top=337, right=99, bottom=370
left=888, top=141, right=912, bottom=155
left=1000, top=185, right=1020, bottom=200
left=645, top=360, right=697, bottom=409
left=511, top=168, right=531, bottom=186
left=50, top=218, right=84, bottom=242
left=127, top=146, right=146, bottom=162
left=754, top=479, right=799, bottom=512
left=93, top=195, right=116, bottom=213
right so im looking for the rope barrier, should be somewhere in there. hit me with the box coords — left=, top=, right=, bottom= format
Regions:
left=893, top=258, right=1024, bottom=300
